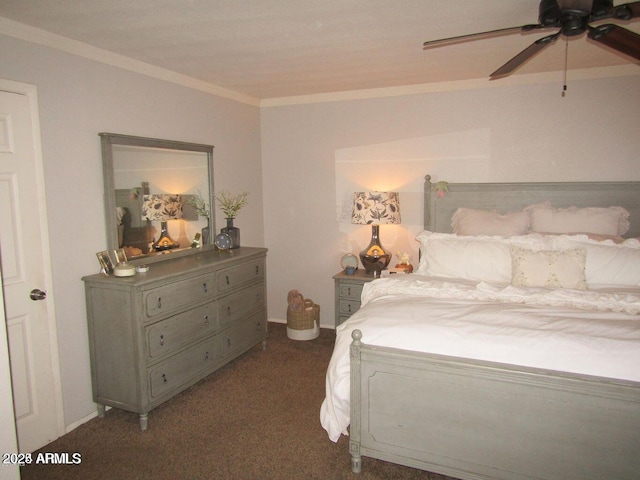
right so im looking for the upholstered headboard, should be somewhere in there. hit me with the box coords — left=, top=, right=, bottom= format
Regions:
left=424, top=175, right=640, bottom=238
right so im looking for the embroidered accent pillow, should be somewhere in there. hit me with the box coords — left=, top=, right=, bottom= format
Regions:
left=510, top=246, right=588, bottom=290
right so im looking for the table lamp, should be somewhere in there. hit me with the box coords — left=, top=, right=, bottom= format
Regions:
left=352, top=191, right=401, bottom=275
left=142, top=194, right=183, bottom=251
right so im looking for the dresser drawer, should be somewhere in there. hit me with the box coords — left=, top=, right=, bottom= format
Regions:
left=219, top=312, right=266, bottom=358
left=339, top=283, right=364, bottom=300
left=144, top=273, right=215, bottom=319
left=216, top=259, right=265, bottom=293
left=339, top=299, right=361, bottom=316
left=148, top=337, right=219, bottom=399
left=217, top=284, right=265, bottom=327
left=146, top=303, right=217, bottom=360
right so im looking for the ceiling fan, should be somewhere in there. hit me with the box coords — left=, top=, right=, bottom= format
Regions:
left=423, top=0, right=640, bottom=79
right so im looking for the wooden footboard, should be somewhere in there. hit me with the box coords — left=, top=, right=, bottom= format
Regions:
left=349, top=329, right=640, bottom=480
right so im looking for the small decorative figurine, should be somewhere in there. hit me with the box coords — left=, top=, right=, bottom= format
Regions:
left=395, top=251, right=413, bottom=273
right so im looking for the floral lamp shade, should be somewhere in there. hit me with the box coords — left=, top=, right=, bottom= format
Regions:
left=141, top=194, right=183, bottom=221
left=352, top=192, right=401, bottom=225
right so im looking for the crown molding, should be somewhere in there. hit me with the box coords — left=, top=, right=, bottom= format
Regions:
left=260, top=64, right=640, bottom=107
left=0, top=17, right=261, bottom=107
left=3, top=16, right=637, bottom=110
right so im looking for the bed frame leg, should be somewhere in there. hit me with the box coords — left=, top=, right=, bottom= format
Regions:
left=351, top=453, right=362, bottom=473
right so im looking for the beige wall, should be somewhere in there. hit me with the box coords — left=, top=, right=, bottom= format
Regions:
left=0, top=34, right=263, bottom=428
left=260, top=75, right=640, bottom=328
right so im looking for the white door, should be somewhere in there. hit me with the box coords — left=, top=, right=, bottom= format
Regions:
left=0, top=81, right=64, bottom=453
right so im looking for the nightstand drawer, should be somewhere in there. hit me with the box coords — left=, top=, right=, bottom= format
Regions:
left=339, top=283, right=364, bottom=299
left=334, top=270, right=375, bottom=327
left=339, top=299, right=361, bottom=316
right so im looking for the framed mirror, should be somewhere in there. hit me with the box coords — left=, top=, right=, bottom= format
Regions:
left=100, top=133, right=215, bottom=264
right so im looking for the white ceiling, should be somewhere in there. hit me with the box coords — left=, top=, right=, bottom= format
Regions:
left=1, top=0, right=638, bottom=101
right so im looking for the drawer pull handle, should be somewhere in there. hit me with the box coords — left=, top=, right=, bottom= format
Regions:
left=227, top=306, right=231, bottom=315
left=205, top=351, right=209, bottom=361
left=347, top=287, right=351, bottom=296
left=256, top=322, right=261, bottom=331
left=203, top=283, right=208, bottom=293
left=160, top=334, right=165, bottom=346
left=227, top=338, right=231, bottom=346
left=157, top=297, right=162, bottom=309
left=204, top=315, right=209, bottom=326
left=226, top=275, right=230, bottom=285
left=256, top=265, right=259, bottom=274
left=162, top=373, right=168, bottom=384
left=348, top=304, right=352, bottom=312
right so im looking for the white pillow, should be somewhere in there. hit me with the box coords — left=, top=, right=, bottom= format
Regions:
left=510, top=247, right=588, bottom=290
left=525, top=203, right=630, bottom=236
left=553, top=235, right=640, bottom=287
left=451, top=208, right=530, bottom=236
left=415, top=231, right=551, bottom=284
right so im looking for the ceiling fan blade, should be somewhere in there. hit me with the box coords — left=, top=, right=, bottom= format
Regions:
left=423, top=24, right=551, bottom=49
left=490, top=32, right=561, bottom=79
left=588, top=23, right=640, bottom=60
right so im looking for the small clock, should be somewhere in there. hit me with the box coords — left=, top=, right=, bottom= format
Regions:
left=214, top=233, right=232, bottom=251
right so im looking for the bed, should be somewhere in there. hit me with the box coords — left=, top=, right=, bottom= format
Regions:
left=320, top=175, right=640, bottom=480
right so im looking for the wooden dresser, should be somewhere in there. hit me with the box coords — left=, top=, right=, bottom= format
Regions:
left=82, top=247, right=267, bottom=430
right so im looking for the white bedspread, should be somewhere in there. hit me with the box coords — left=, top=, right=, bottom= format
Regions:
left=320, top=275, right=640, bottom=442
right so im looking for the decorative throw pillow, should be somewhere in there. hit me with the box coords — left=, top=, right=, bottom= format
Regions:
left=525, top=203, right=630, bottom=236
left=415, top=231, right=552, bottom=284
left=451, top=207, right=530, bottom=236
left=510, top=246, right=588, bottom=290
left=553, top=235, right=640, bottom=286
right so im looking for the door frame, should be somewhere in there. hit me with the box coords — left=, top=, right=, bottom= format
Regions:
left=0, top=77, right=65, bottom=446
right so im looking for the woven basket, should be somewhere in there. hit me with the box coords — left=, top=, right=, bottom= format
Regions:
left=287, top=299, right=320, bottom=330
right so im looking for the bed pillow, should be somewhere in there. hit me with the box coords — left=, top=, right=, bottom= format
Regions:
left=451, top=207, right=530, bottom=236
left=525, top=203, right=630, bottom=236
left=415, top=231, right=551, bottom=284
left=553, top=235, right=640, bottom=286
left=510, top=246, right=588, bottom=290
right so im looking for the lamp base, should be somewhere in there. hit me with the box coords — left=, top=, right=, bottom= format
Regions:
left=152, top=221, right=179, bottom=251
left=359, top=225, right=391, bottom=276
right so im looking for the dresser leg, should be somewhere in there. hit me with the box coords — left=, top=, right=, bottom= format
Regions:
left=96, top=404, right=106, bottom=418
left=139, top=413, right=148, bottom=431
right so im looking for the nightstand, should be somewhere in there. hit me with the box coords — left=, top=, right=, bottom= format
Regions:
left=333, top=270, right=376, bottom=327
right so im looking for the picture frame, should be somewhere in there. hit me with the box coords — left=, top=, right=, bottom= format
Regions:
left=96, top=251, right=114, bottom=275
left=113, top=248, right=128, bottom=265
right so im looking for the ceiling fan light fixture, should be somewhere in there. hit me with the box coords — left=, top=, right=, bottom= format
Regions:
left=561, top=14, right=590, bottom=35
left=556, top=0, right=594, bottom=14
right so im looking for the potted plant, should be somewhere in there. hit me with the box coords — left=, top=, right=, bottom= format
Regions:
left=215, top=191, right=248, bottom=248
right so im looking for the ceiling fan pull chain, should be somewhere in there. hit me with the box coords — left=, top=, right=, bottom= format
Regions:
left=562, top=37, right=569, bottom=97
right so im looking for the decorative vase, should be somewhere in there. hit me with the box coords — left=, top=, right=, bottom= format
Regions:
left=221, top=217, right=240, bottom=249
left=201, top=226, right=210, bottom=246
left=359, top=224, right=391, bottom=276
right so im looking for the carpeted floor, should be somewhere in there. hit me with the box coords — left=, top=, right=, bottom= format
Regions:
left=21, top=322, right=457, bottom=480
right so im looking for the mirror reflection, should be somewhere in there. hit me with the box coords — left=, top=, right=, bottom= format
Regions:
left=101, top=133, right=215, bottom=263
